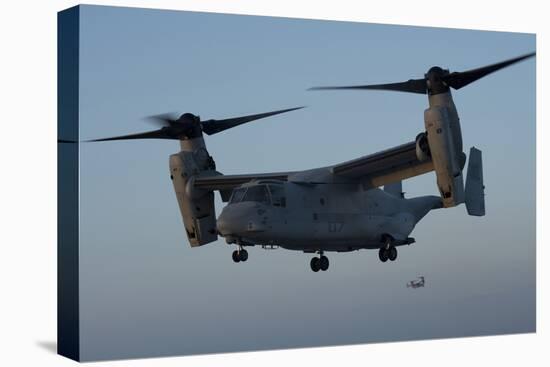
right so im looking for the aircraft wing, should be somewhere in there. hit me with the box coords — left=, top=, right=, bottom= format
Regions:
left=193, top=172, right=294, bottom=198
left=193, top=140, right=434, bottom=198
left=331, top=140, right=434, bottom=187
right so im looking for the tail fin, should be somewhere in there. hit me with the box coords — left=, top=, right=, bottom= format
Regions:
left=384, top=181, right=404, bottom=198
left=465, top=147, right=485, bottom=216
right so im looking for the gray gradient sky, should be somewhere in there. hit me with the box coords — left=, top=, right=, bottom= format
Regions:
left=76, top=5, right=535, bottom=361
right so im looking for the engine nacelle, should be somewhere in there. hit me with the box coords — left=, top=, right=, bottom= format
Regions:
left=169, top=151, right=217, bottom=247
left=424, top=105, right=465, bottom=208
left=415, top=132, right=431, bottom=162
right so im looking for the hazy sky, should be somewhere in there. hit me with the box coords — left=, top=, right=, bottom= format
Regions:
left=75, top=5, right=535, bottom=361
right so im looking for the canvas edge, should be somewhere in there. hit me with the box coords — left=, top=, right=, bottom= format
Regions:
left=57, top=5, right=81, bottom=362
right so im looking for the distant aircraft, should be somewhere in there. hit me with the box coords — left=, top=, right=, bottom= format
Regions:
left=84, top=52, right=534, bottom=272
left=407, top=276, right=425, bottom=289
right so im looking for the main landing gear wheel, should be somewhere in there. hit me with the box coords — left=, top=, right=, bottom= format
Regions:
left=310, top=252, right=329, bottom=272
left=378, top=248, right=389, bottom=262
left=378, top=247, right=398, bottom=262
left=388, top=247, right=397, bottom=261
left=232, top=249, right=248, bottom=263
left=310, top=257, right=321, bottom=272
left=320, top=256, right=329, bottom=271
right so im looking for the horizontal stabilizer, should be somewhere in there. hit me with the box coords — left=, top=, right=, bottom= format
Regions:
left=465, top=147, right=485, bottom=216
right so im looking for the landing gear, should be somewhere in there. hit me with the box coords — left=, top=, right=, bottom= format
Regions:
left=379, top=235, right=398, bottom=263
left=320, top=256, right=329, bottom=271
left=310, top=257, right=320, bottom=272
left=232, top=250, right=240, bottom=263
left=310, top=252, right=329, bottom=272
left=232, top=248, right=248, bottom=263
left=378, top=248, right=389, bottom=262
left=378, top=247, right=398, bottom=262
left=388, top=247, right=397, bottom=261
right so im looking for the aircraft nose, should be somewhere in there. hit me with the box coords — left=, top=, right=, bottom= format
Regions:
left=217, top=203, right=268, bottom=236
left=216, top=211, right=240, bottom=236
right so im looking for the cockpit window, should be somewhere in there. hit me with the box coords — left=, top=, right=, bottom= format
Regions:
left=229, top=188, right=246, bottom=204
left=268, top=185, right=286, bottom=207
left=242, top=185, right=270, bottom=204
left=229, top=184, right=284, bottom=205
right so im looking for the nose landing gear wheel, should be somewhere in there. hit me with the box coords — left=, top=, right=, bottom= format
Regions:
left=310, top=257, right=321, bottom=272
left=232, top=248, right=248, bottom=263
left=232, top=250, right=241, bottom=263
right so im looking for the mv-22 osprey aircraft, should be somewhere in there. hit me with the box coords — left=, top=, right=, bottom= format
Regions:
left=407, top=276, right=426, bottom=289
left=90, top=52, right=534, bottom=272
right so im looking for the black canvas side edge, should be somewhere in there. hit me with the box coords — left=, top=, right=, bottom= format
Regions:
left=57, top=5, right=80, bottom=361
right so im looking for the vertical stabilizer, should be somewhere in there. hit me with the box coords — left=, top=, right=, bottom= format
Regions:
left=465, top=147, right=485, bottom=216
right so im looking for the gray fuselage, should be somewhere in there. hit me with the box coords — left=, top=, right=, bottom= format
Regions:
left=217, top=180, right=441, bottom=252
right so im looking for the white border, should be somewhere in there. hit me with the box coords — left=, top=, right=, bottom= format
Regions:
left=0, top=1, right=547, bottom=366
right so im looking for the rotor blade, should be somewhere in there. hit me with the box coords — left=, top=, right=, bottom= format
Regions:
left=308, top=78, right=427, bottom=94
left=444, top=52, right=535, bottom=90
left=87, top=129, right=174, bottom=142
left=145, top=113, right=179, bottom=127
left=58, top=139, right=78, bottom=143
left=201, top=106, right=305, bottom=135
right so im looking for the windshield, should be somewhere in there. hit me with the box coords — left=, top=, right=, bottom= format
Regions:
left=229, top=185, right=271, bottom=204
left=229, top=188, right=246, bottom=204
left=243, top=185, right=270, bottom=204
